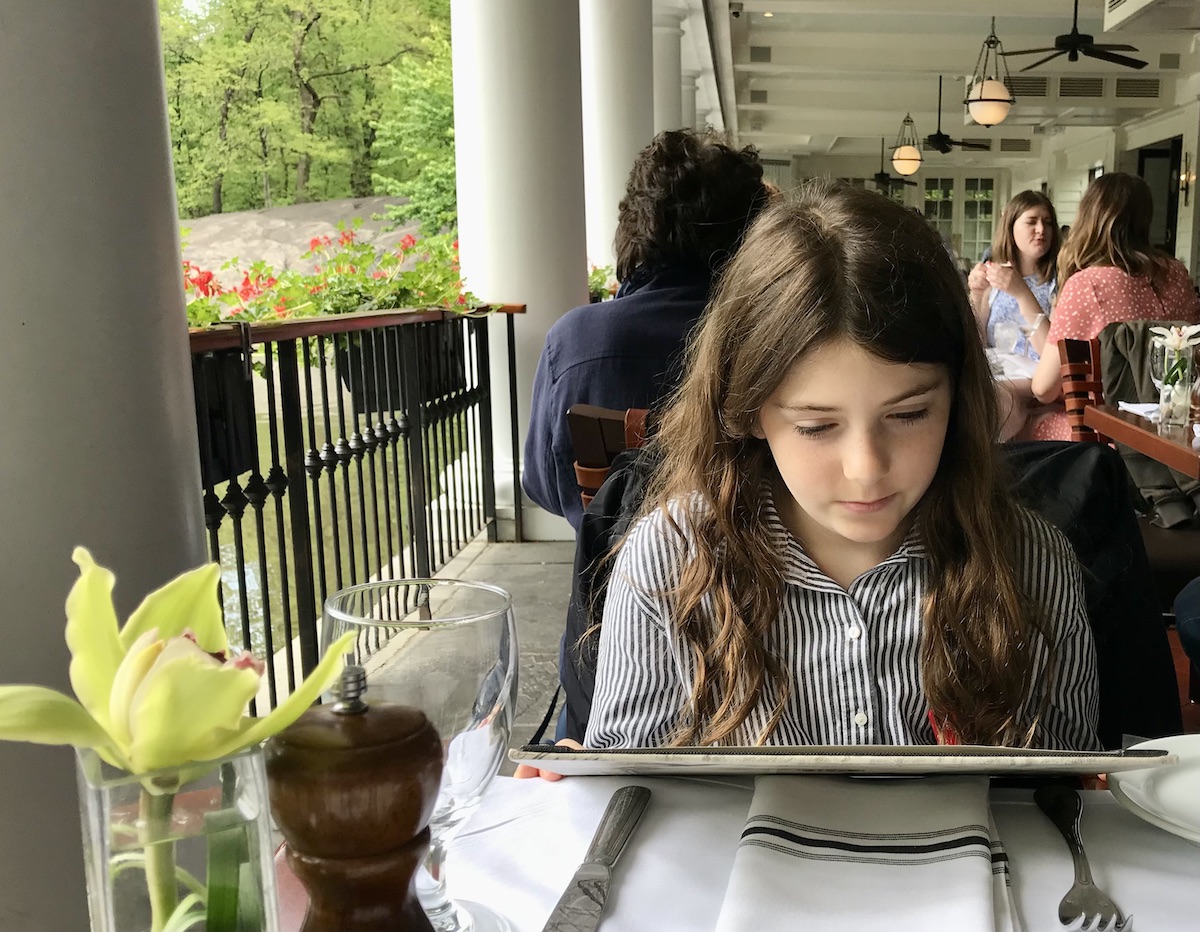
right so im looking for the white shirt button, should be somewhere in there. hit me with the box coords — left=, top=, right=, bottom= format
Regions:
left=853, top=711, right=868, bottom=727
left=846, top=624, right=862, bottom=640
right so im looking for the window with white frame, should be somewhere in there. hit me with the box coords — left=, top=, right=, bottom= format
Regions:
left=961, top=177, right=996, bottom=264
left=923, top=177, right=954, bottom=242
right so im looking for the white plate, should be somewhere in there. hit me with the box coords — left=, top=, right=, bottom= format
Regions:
left=1109, top=735, right=1200, bottom=845
left=510, top=744, right=1175, bottom=777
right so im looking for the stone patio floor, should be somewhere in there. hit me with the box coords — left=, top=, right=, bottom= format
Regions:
left=438, top=536, right=575, bottom=775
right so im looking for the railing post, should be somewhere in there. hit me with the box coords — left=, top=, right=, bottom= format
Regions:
left=507, top=312, right=524, bottom=542
left=401, top=326, right=434, bottom=577
left=474, top=317, right=498, bottom=541
left=276, top=339, right=320, bottom=677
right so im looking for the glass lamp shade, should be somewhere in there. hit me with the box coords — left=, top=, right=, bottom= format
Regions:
left=891, top=145, right=922, bottom=176
left=967, top=79, right=1012, bottom=127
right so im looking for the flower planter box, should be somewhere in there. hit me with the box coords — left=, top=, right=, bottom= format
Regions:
left=193, top=350, right=257, bottom=485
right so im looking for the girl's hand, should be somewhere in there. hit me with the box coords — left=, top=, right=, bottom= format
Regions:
left=984, top=262, right=1028, bottom=298
left=513, top=737, right=582, bottom=781
left=967, top=262, right=989, bottom=294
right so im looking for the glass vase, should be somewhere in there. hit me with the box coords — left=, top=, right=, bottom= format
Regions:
left=1154, top=346, right=1194, bottom=428
left=76, top=746, right=280, bottom=932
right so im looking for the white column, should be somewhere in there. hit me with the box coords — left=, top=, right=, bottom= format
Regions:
left=452, top=0, right=588, bottom=542
left=681, top=69, right=700, bottom=130
left=580, top=0, right=654, bottom=270
left=0, top=0, right=206, bottom=927
left=653, top=11, right=685, bottom=133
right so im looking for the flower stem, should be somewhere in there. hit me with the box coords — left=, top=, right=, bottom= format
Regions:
left=139, top=789, right=178, bottom=932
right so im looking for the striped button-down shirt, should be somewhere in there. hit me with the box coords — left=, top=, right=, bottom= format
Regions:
left=584, top=496, right=1100, bottom=750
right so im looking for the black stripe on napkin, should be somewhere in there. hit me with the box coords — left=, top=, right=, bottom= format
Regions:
left=742, top=824, right=991, bottom=857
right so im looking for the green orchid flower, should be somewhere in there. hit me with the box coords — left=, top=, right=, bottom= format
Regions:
left=0, top=547, right=354, bottom=775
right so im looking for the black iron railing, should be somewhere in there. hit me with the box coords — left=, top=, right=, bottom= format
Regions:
left=188, top=305, right=523, bottom=710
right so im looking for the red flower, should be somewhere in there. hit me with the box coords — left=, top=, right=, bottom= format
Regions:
left=372, top=270, right=385, bottom=279
left=452, top=239, right=459, bottom=251
left=399, top=234, right=417, bottom=251
left=457, top=295, right=466, bottom=305
left=309, top=237, right=323, bottom=251
left=338, top=230, right=356, bottom=246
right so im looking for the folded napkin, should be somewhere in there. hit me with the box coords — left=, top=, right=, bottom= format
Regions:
left=715, top=775, right=1019, bottom=932
left=1118, top=401, right=1161, bottom=422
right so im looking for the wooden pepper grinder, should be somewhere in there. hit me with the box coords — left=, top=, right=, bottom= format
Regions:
left=265, top=665, right=443, bottom=932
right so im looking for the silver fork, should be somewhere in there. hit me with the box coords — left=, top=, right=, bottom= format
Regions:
left=1034, top=785, right=1132, bottom=931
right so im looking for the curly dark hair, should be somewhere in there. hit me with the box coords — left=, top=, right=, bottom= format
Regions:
left=613, top=130, right=770, bottom=282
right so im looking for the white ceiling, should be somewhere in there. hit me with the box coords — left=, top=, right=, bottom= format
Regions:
left=703, top=0, right=1200, bottom=167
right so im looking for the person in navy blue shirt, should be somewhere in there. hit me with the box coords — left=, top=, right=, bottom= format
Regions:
left=522, top=129, right=771, bottom=529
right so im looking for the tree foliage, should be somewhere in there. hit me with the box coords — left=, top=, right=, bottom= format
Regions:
left=159, top=0, right=453, bottom=218
left=371, top=28, right=457, bottom=233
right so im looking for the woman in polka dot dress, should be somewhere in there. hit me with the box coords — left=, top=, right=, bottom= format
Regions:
left=1028, top=172, right=1200, bottom=441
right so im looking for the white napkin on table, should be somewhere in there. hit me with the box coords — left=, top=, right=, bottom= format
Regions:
left=715, top=775, right=1020, bottom=932
left=1117, top=401, right=1161, bottom=422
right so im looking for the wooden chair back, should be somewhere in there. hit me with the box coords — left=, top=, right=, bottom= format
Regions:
left=1058, top=338, right=1108, bottom=443
left=566, top=404, right=649, bottom=509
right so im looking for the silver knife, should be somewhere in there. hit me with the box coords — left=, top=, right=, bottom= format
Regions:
left=540, top=785, right=652, bottom=932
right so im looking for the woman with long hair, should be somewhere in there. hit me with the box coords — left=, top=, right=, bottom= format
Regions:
left=969, top=190, right=1060, bottom=361
left=577, top=182, right=1098, bottom=751
left=1029, top=172, right=1200, bottom=440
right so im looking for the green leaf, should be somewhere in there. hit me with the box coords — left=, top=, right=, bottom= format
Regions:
left=204, top=823, right=245, bottom=932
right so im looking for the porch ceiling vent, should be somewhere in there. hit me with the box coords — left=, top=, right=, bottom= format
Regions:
left=1005, top=76, right=1049, bottom=98
left=1159, top=54, right=1180, bottom=70
left=1000, top=138, right=1033, bottom=152
left=749, top=46, right=772, bottom=63
left=960, top=138, right=993, bottom=150
left=750, top=89, right=769, bottom=104
left=1114, top=77, right=1161, bottom=98
left=1058, top=77, right=1105, bottom=98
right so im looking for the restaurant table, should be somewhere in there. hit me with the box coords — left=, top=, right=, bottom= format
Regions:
left=429, top=774, right=1200, bottom=932
left=1083, top=404, right=1200, bottom=480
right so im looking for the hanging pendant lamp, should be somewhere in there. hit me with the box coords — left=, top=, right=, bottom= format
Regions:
left=964, top=17, right=1015, bottom=127
left=891, top=114, right=922, bottom=176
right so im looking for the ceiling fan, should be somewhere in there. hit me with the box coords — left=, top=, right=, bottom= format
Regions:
left=925, top=77, right=990, bottom=155
left=1001, top=0, right=1147, bottom=73
left=874, top=139, right=917, bottom=192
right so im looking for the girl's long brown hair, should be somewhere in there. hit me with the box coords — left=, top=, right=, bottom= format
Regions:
left=1057, top=172, right=1167, bottom=291
left=990, top=190, right=1059, bottom=283
left=642, top=181, right=1051, bottom=747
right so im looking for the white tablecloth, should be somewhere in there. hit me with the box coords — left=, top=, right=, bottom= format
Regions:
left=446, top=775, right=1200, bottom=932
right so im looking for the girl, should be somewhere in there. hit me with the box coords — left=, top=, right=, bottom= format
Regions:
left=969, top=190, right=1060, bottom=362
left=584, top=182, right=1099, bottom=752
left=1028, top=172, right=1200, bottom=440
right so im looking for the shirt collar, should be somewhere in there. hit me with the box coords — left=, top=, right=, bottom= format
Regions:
left=762, top=483, right=927, bottom=590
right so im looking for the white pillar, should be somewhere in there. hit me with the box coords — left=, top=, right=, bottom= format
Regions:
left=681, top=69, right=700, bottom=130
left=653, top=11, right=685, bottom=133
left=0, top=0, right=206, bottom=927
left=580, top=0, right=655, bottom=270
left=452, top=0, right=588, bottom=542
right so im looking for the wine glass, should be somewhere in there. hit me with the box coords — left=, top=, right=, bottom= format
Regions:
left=322, top=579, right=518, bottom=932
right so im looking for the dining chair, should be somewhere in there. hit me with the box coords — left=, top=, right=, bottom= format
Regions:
left=566, top=404, right=649, bottom=509
left=1058, top=338, right=1108, bottom=443
left=1058, top=336, right=1200, bottom=706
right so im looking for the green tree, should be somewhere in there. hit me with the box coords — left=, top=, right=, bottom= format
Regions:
left=371, top=26, right=457, bottom=233
left=159, top=0, right=447, bottom=217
